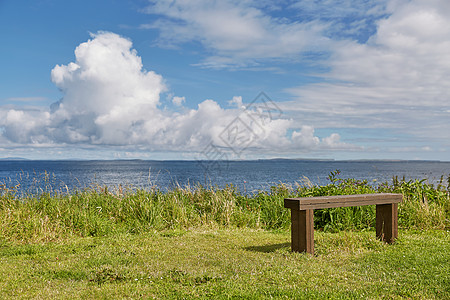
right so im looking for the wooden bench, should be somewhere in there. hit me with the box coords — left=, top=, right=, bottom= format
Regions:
left=284, top=193, right=402, bottom=254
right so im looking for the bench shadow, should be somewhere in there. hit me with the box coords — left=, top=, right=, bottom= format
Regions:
left=244, top=242, right=290, bottom=253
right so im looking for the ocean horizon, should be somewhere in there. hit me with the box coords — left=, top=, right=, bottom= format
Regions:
left=1, top=159, right=449, bottom=195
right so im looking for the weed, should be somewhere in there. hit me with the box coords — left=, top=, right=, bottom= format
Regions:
left=90, top=266, right=125, bottom=285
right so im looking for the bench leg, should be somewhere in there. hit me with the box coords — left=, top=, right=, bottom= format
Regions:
left=291, top=209, right=314, bottom=254
left=376, top=203, right=398, bottom=243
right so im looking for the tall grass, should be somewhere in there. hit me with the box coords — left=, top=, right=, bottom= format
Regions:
left=0, top=171, right=449, bottom=243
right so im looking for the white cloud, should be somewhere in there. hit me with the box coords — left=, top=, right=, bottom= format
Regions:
left=291, top=126, right=357, bottom=151
left=290, top=0, right=389, bottom=40
left=228, top=96, right=244, bottom=109
left=292, top=126, right=320, bottom=149
left=287, top=0, right=450, bottom=143
left=142, top=0, right=330, bottom=68
left=172, top=96, right=185, bottom=106
left=141, top=0, right=450, bottom=152
left=0, top=31, right=350, bottom=157
left=2, top=108, right=50, bottom=144
left=290, top=0, right=387, bottom=19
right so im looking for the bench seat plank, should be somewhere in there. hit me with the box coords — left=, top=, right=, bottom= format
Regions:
left=285, top=193, right=402, bottom=210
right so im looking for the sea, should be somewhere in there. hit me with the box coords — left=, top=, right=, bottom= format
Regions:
left=0, top=159, right=449, bottom=195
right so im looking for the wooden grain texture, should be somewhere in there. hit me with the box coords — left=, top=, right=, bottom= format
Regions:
left=284, top=193, right=402, bottom=210
left=376, top=203, right=398, bottom=243
left=291, top=209, right=314, bottom=254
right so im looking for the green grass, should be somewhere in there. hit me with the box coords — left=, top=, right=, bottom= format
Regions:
left=0, top=172, right=449, bottom=298
left=1, top=172, right=449, bottom=243
left=0, top=229, right=448, bottom=299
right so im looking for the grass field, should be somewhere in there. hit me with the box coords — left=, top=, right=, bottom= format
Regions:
left=0, top=229, right=448, bottom=299
left=0, top=172, right=449, bottom=298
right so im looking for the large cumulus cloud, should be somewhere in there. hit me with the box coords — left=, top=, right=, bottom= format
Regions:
left=0, top=32, right=351, bottom=157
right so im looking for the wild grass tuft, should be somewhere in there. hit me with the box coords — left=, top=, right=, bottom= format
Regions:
left=0, top=171, right=449, bottom=243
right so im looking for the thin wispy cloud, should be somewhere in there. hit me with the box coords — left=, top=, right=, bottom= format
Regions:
left=142, top=0, right=331, bottom=68
left=287, top=0, right=450, bottom=143
left=290, top=0, right=389, bottom=42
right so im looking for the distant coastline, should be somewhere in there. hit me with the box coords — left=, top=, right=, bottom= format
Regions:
left=0, top=157, right=29, bottom=161
left=0, top=157, right=447, bottom=163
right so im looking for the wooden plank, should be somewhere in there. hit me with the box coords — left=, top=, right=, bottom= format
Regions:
left=285, top=193, right=402, bottom=210
left=298, top=197, right=401, bottom=210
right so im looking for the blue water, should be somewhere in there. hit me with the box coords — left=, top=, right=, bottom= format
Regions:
left=0, top=160, right=449, bottom=194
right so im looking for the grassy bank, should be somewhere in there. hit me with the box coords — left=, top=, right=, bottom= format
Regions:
left=1, top=172, right=448, bottom=243
left=0, top=172, right=449, bottom=298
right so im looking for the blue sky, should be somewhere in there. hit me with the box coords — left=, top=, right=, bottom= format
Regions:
left=0, top=0, right=449, bottom=161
